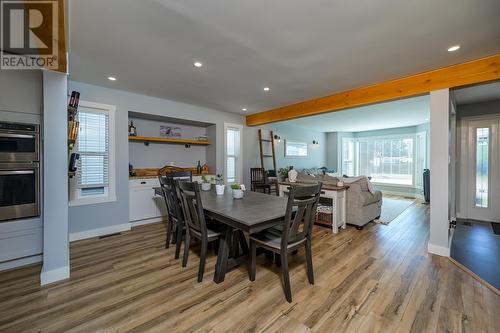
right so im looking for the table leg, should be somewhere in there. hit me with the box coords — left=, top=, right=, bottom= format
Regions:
left=214, top=226, right=233, bottom=283
left=332, top=195, right=339, bottom=234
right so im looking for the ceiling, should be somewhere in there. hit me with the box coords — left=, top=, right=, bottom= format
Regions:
left=69, top=0, right=500, bottom=115
left=454, top=81, right=500, bottom=105
left=280, top=96, right=430, bottom=132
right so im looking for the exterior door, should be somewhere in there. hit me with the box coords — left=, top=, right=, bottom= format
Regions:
left=463, top=117, right=500, bottom=222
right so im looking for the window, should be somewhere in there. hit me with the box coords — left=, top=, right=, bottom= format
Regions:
left=475, top=127, right=489, bottom=208
left=341, top=134, right=422, bottom=186
left=70, top=101, right=116, bottom=206
left=224, top=123, right=242, bottom=184
left=284, top=141, right=308, bottom=157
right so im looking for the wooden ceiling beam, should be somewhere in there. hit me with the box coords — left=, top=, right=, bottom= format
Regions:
left=246, top=54, right=500, bottom=126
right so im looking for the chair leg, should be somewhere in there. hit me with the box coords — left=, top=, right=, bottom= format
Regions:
left=281, top=250, right=292, bottom=303
left=198, top=239, right=207, bottom=282
left=165, top=219, right=172, bottom=249
left=182, top=231, right=190, bottom=267
left=305, top=241, right=314, bottom=285
left=249, top=241, right=256, bottom=281
left=174, top=223, right=183, bottom=260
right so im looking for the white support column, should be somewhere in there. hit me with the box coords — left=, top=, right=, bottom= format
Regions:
left=41, top=70, right=70, bottom=285
left=428, top=89, right=451, bottom=256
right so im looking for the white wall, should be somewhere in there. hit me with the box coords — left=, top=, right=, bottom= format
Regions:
left=41, top=71, right=70, bottom=285
left=428, top=89, right=451, bottom=256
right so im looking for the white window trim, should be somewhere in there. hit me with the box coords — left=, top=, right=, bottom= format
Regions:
left=342, top=133, right=419, bottom=187
left=69, top=101, right=117, bottom=207
left=224, top=123, right=243, bottom=185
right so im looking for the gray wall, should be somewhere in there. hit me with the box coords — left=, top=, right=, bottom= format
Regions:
left=242, top=123, right=327, bottom=178
left=457, top=99, right=500, bottom=118
left=128, top=117, right=209, bottom=169
left=68, top=81, right=244, bottom=234
left=41, top=71, right=69, bottom=284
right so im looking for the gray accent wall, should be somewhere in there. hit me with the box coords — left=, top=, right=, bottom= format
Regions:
left=128, top=117, right=209, bottom=169
left=67, top=81, right=244, bottom=234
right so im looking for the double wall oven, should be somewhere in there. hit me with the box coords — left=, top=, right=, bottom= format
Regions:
left=0, top=122, right=40, bottom=222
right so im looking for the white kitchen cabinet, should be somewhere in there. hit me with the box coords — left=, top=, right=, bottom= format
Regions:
left=129, top=178, right=166, bottom=222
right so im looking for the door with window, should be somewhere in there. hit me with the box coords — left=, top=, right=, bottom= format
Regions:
left=463, top=117, right=500, bottom=222
left=224, top=123, right=242, bottom=184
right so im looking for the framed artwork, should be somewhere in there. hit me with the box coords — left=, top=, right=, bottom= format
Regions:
left=159, top=126, right=181, bottom=138
left=285, top=140, right=308, bottom=157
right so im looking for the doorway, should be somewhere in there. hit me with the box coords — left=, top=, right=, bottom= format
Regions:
left=458, top=115, right=500, bottom=222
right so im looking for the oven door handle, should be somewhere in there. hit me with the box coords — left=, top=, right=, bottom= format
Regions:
left=0, top=170, right=35, bottom=175
left=0, top=133, right=36, bottom=139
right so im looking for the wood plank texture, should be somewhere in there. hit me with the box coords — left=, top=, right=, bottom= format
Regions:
left=129, top=136, right=211, bottom=145
left=0, top=200, right=499, bottom=332
left=246, top=54, right=500, bottom=126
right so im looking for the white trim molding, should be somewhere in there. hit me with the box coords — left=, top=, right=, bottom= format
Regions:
left=41, top=265, right=70, bottom=285
left=69, top=223, right=131, bottom=242
left=130, top=217, right=166, bottom=228
left=427, top=242, right=450, bottom=257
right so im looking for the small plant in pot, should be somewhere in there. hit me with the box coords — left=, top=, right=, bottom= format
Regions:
left=215, top=174, right=225, bottom=195
left=278, top=166, right=291, bottom=182
left=201, top=175, right=212, bottom=191
left=231, top=184, right=244, bottom=199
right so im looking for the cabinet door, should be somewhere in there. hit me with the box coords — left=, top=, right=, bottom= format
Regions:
left=129, top=187, right=157, bottom=221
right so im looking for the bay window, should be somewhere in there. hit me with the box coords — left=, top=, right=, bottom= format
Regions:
left=341, top=133, right=426, bottom=187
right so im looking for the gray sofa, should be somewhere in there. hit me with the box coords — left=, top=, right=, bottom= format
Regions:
left=295, top=173, right=382, bottom=229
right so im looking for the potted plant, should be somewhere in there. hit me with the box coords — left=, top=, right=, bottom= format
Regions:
left=215, top=174, right=225, bottom=195
left=278, top=166, right=291, bottom=182
left=231, top=183, right=244, bottom=199
left=201, top=175, right=212, bottom=191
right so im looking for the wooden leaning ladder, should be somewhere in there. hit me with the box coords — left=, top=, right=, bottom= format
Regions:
left=258, top=129, right=277, bottom=172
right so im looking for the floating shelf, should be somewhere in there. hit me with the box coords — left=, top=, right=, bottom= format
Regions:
left=128, top=136, right=211, bottom=146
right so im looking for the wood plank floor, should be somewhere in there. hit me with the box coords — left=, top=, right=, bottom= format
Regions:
left=1, top=201, right=499, bottom=332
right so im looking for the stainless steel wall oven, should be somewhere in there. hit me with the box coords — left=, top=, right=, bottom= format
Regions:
left=0, top=122, right=40, bottom=221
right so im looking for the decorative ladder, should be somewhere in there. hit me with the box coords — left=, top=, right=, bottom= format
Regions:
left=258, top=129, right=279, bottom=194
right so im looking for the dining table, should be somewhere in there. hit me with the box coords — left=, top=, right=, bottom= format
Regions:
left=154, top=186, right=289, bottom=283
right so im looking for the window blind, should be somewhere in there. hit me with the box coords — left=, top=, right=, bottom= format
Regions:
left=76, top=110, right=109, bottom=189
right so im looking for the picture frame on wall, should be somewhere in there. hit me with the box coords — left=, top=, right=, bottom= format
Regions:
left=159, top=125, right=182, bottom=138
left=285, top=140, right=308, bottom=157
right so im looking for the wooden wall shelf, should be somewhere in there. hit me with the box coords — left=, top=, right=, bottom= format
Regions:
left=128, top=136, right=211, bottom=145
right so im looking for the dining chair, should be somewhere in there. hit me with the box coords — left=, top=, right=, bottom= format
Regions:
left=249, top=182, right=322, bottom=302
left=165, top=171, right=192, bottom=181
left=250, top=167, right=271, bottom=194
left=158, top=176, right=185, bottom=259
left=177, top=180, right=222, bottom=282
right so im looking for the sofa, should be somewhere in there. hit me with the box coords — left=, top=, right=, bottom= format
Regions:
left=295, top=172, right=382, bottom=229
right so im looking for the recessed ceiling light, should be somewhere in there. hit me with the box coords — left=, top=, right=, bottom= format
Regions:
left=447, top=45, right=460, bottom=52
left=107, top=76, right=117, bottom=81
left=242, top=108, right=247, bottom=111
left=263, top=87, right=270, bottom=91
left=193, top=61, right=203, bottom=68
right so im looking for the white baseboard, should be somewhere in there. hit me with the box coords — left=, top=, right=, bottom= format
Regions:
left=0, top=254, right=42, bottom=272
left=130, top=217, right=166, bottom=228
left=40, top=265, right=70, bottom=285
left=69, top=223, right=131, bottom=242
left=428, top=242, right=450, bottom=257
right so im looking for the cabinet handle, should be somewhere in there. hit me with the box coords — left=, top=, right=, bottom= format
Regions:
left=141, top=181, right=146, bottom=184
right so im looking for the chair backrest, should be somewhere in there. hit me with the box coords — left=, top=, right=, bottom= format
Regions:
left=250, top=168, right=266, bottom=183
left=165, top=171, right=192, bottom=181
left=177, top=180, right=207, bottom=237
left=159, top=176, right=183, bottom=221
left=282, top=183, right=322, bottom=246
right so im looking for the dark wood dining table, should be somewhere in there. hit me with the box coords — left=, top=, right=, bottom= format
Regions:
left=154, top=187, right=289, bottom=283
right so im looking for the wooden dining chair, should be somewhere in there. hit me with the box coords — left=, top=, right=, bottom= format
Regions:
left=177, top=180, right=222, bottom=282
left=249, top=182, right=322, bottom=302
left=250, top=167, right=271, bottom=194
left=165, top=171, right=192, bottom=181
left=158, top=176, right=185, bottom=259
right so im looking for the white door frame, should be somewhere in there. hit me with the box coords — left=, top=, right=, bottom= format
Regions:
left=457, top=114, right=500, bottom=222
